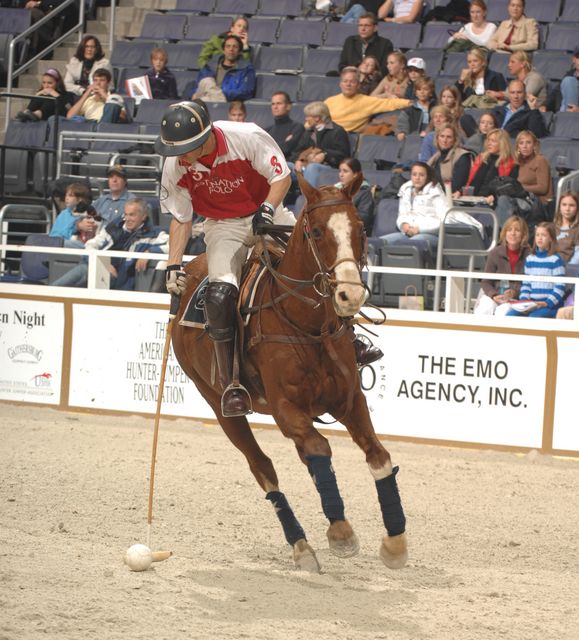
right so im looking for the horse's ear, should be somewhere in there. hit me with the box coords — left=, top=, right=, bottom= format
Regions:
left=342, top=172, right=363, bottom=200
left=297, top=170, right=321, bottom=203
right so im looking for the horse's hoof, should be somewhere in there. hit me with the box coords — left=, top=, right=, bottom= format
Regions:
left=293, top=538, right=321, bottom=573
left=380, top=532, right=408, bottom=570
left=329, top=533, right=360, bottom=558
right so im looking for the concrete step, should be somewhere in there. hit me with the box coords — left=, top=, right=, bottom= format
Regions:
left=133, top=0, right=177, bottom=9
left=97, top=6, right=151, bottom=23
left=51, top=46, right=78, bottom=62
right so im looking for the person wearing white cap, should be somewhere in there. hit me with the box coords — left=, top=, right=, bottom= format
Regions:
left=404, top=57, right=425, bottom=100
left=378, top=0, right=424, bottom=23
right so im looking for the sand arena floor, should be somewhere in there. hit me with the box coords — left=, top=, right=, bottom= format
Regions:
left=1, top=403, right=578, bottom=640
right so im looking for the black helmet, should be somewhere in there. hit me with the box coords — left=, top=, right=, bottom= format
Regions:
left=154, top=101, right=212, bottom=157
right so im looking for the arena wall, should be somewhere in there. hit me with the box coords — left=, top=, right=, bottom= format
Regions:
left=1, top=284, right=578, bottom=457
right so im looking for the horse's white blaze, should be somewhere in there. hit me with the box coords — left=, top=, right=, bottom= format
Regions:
left=327, top=211, right=365, bottom=316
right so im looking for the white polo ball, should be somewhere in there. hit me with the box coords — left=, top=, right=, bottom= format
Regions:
left=124, top=544, right=153, bottom=572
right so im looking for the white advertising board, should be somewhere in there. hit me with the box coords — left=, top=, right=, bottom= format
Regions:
left=0, top=299, right=64, bottom=404
left=68, top=304, right=278, bottom=424
left=552, top=337, right=579, bottom=452
left=359, top=324, right=546, bottom=448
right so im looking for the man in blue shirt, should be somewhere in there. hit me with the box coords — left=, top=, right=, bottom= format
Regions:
left=492, top=80, right=547, bottom=139
left=93, top=165, right=136, bottom=223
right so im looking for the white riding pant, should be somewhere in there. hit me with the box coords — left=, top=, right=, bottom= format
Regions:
left=203, top=206, right=296, bottom=287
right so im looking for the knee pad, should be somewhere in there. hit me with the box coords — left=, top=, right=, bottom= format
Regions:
left=204, top=281, right=239, bottom=342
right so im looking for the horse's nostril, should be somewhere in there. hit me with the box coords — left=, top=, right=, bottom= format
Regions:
left=339, top=291, right=348, bottom=301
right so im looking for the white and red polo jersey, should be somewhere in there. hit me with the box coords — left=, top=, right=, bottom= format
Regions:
left=160, top=121, right=290, bottom=222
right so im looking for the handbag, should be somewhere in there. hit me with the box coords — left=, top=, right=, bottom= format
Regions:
left=488, top=176, right=528, bottom=199
left=398, top=285, right=424, bottom=311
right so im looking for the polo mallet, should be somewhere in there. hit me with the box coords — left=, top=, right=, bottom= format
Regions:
left=124, top=294, right=180, bottom=571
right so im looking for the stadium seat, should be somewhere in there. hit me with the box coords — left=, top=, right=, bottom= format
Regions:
left=171, top=0, right=214, bottom=12
left=245, top=102, right=273, bottom=129
left=533, top=51, right=572, bottom=81
left=20, top=234, right=63, bottom=284
left=544, top=24, right=578, bottom=51
left=440, top=224, right=487, bottom=271
left=110, top=41, right=155, bottom=70
left=302, top=47, right=340, bottom=75
left=399, top=134, right=422, bottom=165
left=434, top=75, right=457, bottom=95
left=377, top=23, right=420, bottom=50
left=0, top=7, right=31, bottom=33
left=91, top=123, right=140, bottom=153
left=183, top=16, right=232, bottom=41
left=525, top=0, right=561, bottom=23
left=134, top=99, right=178, bottom=124
left=140, top=14, right=187, bottom=41
left=164, top=43, right=203, bottom=70
left=488, top=54, right=510, bottom=79
left=486, top=0, right=509, bottom=22
left=558, top=0, right=579, bottom=22
left=363, top=169, right=393, bottom=190
left=442, top=52, right=468, bottom=77
left=324, top=22, right=357, bottom=47
left=421, top=22, right=462, bottom=49
left=300, top=75, right=340, bottom=102
left=539, top=138, right=579, bottom=170
left=255, top=73, right=300, bottom=101
left=357, top=135, right=402, bottom=169
left=258, top=0, right=303, bottom=17
left=551, top=113, right=579, bottom=139
left=254, top=45, right=304, bottom=73
left=374, top=244, right=429, bottom=308
left=248, top=18, right=281, bottom=45
left=204, top=101, right=230, bottom=122
left=214, top=0, right=259, bottom=14
left=277, top=19, right=326, bottom=47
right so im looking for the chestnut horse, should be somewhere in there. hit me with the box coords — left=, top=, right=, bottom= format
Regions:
left=171, top=173, right=408, bottom=572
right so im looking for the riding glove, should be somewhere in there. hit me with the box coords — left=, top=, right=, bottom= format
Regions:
left=166, top=264, right=187, bottom=295
left=252, top=202, right=275, bottom=235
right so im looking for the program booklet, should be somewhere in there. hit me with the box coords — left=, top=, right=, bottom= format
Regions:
left=125, top=75, right=152, bottom=104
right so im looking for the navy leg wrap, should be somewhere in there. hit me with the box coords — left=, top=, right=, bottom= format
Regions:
left=266, top=491, right=306, bottom=546
left=375, top=466, right=406, bottom=537
left=306, top=455, right=345, bottom=523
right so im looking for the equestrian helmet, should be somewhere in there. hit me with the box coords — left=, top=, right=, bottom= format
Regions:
left=154, top=101, right=212, bottom=156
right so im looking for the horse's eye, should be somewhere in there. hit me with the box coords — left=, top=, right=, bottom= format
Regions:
left=311, top=227, right=323, bottom=239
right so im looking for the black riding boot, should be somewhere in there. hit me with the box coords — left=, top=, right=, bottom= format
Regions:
left=353, top=334, right=384, bottom=367
left=204, top=281, right=251, bottom=418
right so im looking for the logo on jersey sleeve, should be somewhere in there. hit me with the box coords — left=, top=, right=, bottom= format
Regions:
left=270, top=155, right=283, bottom=175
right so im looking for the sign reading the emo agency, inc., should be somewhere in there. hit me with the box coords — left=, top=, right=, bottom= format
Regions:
left=361, top=325, right=546, bottom=448
left=0, top=299, right=64, bottom=404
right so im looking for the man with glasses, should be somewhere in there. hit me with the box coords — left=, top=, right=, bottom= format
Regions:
left=338, top=12, right=393, bottom=76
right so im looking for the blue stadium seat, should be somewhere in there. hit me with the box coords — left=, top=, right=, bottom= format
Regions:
left=214, top=0, right=259, bottom=14
left=558, top=0, right=579, bottom=22
left=245, top=102, right=273, bottom=128
left=254, top=73, right=300, bottom=101
left=377, top=23, right=420, bottom=50
left=443, top=52, right=468, bottom=78
left=205, top=101, right=230, bottom=122
left=486, top=0, right=509, bottom=22
left=110, top=41, right=155, bottom=69
left=183, top=16, right=232, bottom=41
left=49, top=119, right=95, bottom=150
left=434, top=75, right=456, bottom=95
left=544, top=24, right=578, bottom=51
left=324, top=22, right=357, bottom=47
left=172, top=0, right=214, bottom=12
left=525, top=0, right=561, bottom=23
left=258, top=0, right=303, bottom=17
left=357, top=135, right=402, bottom=169
left=93, top=123, right=140, bottom=152
left=532, top=51, right=571, bottom=81
left=134, top=99, right=178, bottom=124
left=0, top=7, right=31, bottom=33
left=368, top=198, right=399, bottom=251
left=302, top=47, right=340, bottom=75
left=488, top=53, right=510, bottom=79
left=164, top=43, right=203, bottom=70
left=140, top=14, right=187, bottom=41
left=421, top=22, right=462, bottom=49
left=348, top=132, right=359, bottom=155
left=313, top=166, right=339, bottom=186
left=254, top=45, right=304, bottom=72
left=399, top=134, right=422, bottom=164
left=551, top=113, right=579, bottom=139
left=20, top=234, right=64, bottom=284
left=300, top=75, right=340, bottom=102
left=363, top=169, right=393, bottom=189
left=249, top=18, right=281, bottom=45
left=539, top=138, right=579, bottom=170
left=277, top=19, right=326, bottom=47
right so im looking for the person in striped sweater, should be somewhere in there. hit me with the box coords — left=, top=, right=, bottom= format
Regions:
left=506, top=222, right=566, bottom=318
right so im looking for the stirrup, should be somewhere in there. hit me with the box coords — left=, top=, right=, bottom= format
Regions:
left=221, top=383, right=252, bottom=418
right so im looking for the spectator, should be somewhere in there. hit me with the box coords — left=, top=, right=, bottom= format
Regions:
left=464, top=128, right=518, bottom=206
left=371, top=51, right=409, bottom=99
left=378, top=0, right=424, bottom=23
left=491, top=79, right=547, bottom=139
left=404, top=57, right=426, bottom=100
left=19, top=0, right=57, bottom=57
left=335, top=157, right=375, bottom=233
left=446, top=0, right=496, bottom=52
left=463, top=111, right=499, bottom=154
left=52, top=198, right=169, bottom=290
left=15, top=68, right=73, bottom=122
left=92, top=165, right=137, bottom=224
left=455, top=47, right=506, bottom=105
left=290, top=101, right=350, bottom=187
left=427, top=124, right=472, bottom=196
left=559, top=47, right=579, bottom=113
left=265, top=92, right=305, bottom=159
left=395, top=76, right=436, bottom=141
left=325, top=67, right=411, bottom=132
left=554, top=192, right=579, bottom=265
left=197, top=15, right=252, bottom=69
left=228, top=100, right=246, bottom=122
left=474, top=215, right=530, bottom=315
left=488, top=0, right=538, bottom=54
left=419, top=105, right=452, bottom=162
left=495, top=130, right=552, bottom=226
left=49, top=182, right=95, bottom=246
left=188, top=35, right=256, bottom=103
left=145, top=47, right=178, bottom=100
left=340, top=0, right=384, bottom=23
left=505, top=222, right=565, bottom=318
left=66, top=69, right=126, bottom=124
left=358, top=55, right=383, bottom=95
left=338, top=13, right=393, bottom=76
left=64, top=35, right=112, bottom=97
left=487, top=52, right=547, bottom=109
left=438, top=83, right=476, bottom=137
